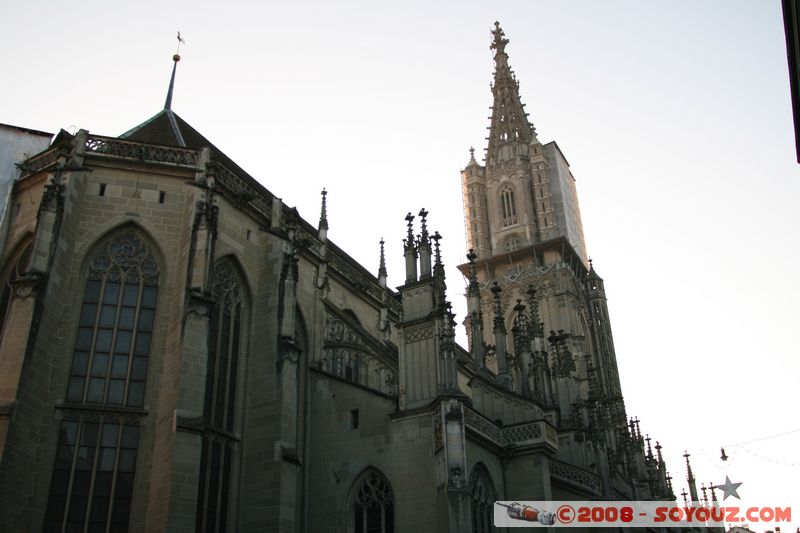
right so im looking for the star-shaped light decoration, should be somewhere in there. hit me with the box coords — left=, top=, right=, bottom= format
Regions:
left=717, top=476, right=743, bottom=500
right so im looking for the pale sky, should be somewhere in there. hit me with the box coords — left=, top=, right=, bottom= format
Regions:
left=2, top=0, right=798, bottom=524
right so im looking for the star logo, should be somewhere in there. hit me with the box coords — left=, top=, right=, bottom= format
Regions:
left=717, top=476, right=743, bottom=500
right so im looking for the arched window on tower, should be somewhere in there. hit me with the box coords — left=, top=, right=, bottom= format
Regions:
left=43, top=231, right=160, bottom=533
left=351, top=469, right=394, bottom=533
left=469, top=463, right=497, bottom=533
left=500, top=185, right=517, bottom=226
left=196, top=258, right=246, bottom=533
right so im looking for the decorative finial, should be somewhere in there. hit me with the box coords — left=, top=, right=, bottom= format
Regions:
left=418, top=208, right=429, bottom=240
left=512, top=299, right=529, bottom=348
left=404, top=212, right=416, bottom=252
left=378, top=237, right=387, bottom=281
left=655, top=441, right=664, bottom=464
left=684, top=451, right=695, bottom=481
left=491, top=282, right=505, bottom=333
left=720, top=447, right=728, bottom=461
left=526, top=285, right=543, bottom=337
left=681, top=488, right=688, bottom=505
left=467, top=249, right=480, bottom=296
left=432, top=231, right=442, bottom=265
left=468, top=146, right=477, bottom=164
left=645, top=434, right=653, bottom=459
left=490, top=21, right=509, bottom=54
left=701, top=483, right=708, bottom=505
left=319, top=188, right=328, bottom=230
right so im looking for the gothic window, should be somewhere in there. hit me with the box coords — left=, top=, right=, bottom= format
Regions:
left=500, top=186, right=517, bottom=226
left=0, top=242, right=32, bottom=339
left=43, top=231, right=159, bottom=533
left=196, top=259, right=244, bottom=533
left=352, top=469, right=394, bottom=533
left=470, top=463, right=497, bottom=533
left=344, top=351, right=361, bottom=384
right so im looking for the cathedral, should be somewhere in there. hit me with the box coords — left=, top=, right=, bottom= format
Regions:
left=0, top=23, right=674, bottom=533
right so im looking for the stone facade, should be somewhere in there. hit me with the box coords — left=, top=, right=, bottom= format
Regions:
left=0, top=24, right=674, bottom=533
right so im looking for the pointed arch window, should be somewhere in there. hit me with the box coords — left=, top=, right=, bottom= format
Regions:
left=470, top=463, right=497, bottom=533
left=196, top=259, right=244, bottom=533
left=44, top=231, right=159, bottom=533
left=500, top=185, right=517, bottom=226
left=0, top=242, right=32, bottom=340
left=352, top=469, right=394, bottom=533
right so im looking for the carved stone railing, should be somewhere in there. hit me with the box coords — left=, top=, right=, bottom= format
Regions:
left=81, top=135, right=402, bottom=317
left=84, top=135, right=199, bottom=167
left=19, top=148, right=62, bottom=176
left=548, top=458, right=602, bottom=496
left=464, top=408, right=503, bottom=444
left=464, top=408, right=557, bottom=452
left=326, top=242, right=402, bottom=316
left=503, top=421, right=542, bottom=444
left=213, top=162, right=272, bottom=222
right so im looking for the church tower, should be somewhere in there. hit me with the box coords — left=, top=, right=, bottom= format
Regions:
left=463, top=22, right=588, bottom=262
left=458, top=23, right=648, bottom=493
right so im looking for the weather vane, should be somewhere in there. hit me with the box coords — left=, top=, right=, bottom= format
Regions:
left=176, top=31, right=185, bottom=56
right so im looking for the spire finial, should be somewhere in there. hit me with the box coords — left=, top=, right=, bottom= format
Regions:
left=378, top=238, right=387, bottom=278
left=404, top=212, right=416, bottom=253
left=512, top=299, right=529, bottom=348
left=684, top=451, right=695, bottom=481
left=165, top=32, right=185, bottom=111
left=418, top=208, right=429, bottom=241
left=491, top=282, right=505, bottom=333
left=319, top=188, right=329, bottom=230
left=526, top=285, right=543, bottom=337
left=490, top=21, right=508, bottom=54
left=432, top=231, right=442, bottom=265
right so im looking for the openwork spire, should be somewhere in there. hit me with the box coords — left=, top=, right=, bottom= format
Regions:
left=486, top=22, right=537, bottom=166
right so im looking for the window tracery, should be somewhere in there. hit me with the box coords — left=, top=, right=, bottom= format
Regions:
left=352, top=470, right=394, bottom=533
left=500, top=185, right=517, bottom=226
left=196, top=258, right=244, bottom=533
left=470, top=463, right=497, bottom=533
left=44, top=231, right=159, bottom=532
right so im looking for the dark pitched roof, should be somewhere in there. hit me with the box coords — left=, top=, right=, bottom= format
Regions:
left=119, top=109, right=249, bottom=179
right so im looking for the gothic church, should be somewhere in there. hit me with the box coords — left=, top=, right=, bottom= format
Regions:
left=0, top=23, right=673, bottom=533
